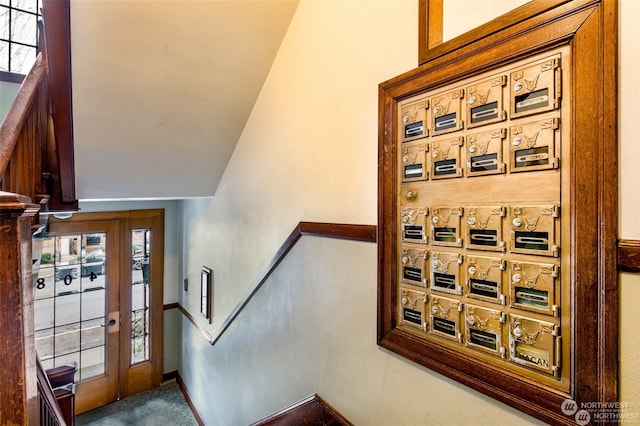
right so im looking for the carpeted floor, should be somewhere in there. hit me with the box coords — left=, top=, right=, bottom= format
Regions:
left=76, top=381, right=198, bottom=426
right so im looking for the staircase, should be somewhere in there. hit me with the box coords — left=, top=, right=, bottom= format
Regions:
left=0, top=0, right=78, bottom=423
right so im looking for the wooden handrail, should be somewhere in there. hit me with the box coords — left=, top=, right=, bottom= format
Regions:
left=176, top=222, right=376, bottom=346
left=37, top=357, right=67, bottom=426
left=0, top=54, right=47, bottom=173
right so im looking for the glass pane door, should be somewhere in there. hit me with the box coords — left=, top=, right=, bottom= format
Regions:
left=35, top=233, right=108, bottom=380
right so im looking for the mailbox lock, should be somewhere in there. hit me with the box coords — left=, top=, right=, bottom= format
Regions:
left=431, top=305, right=439, bottom=315
left=469, top=144, right=477, bottom=153
left=513, top=326, right=523, bottom=338
left=401, top=296, right=409, bottom=305
left=468, top=266, right=477, bottom=275
left=402, top=255, right=409, bottom=264
left=432, top=216, right=439, bottom=225
left=514, top=81, right=523, bottom=92
left=467, top=217, right=477, bottom=226
left=406, top=191, right=417, bottom=201
left=432, top=151, right=440, bottom=158
left=467, top=316, right=476, bottom=326
left=512, top=137, right=522, bottom=147
left=403, top=115, right=409, bottom=124
left=403, top=155, right=410, bottom=163
left=468, top=96, right=476, bottom=105
left=512, top=218, right=523, bottom=227
left=433, top=106, right=441, bottom=115
left=512, top=273, right=522, bottom=283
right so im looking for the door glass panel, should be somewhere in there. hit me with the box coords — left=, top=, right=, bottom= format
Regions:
left=131, top=229, right=150, bottom=364
left=34, top=233, right=108, bottom=381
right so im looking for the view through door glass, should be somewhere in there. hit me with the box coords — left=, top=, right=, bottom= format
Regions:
left=35, top=219, right=120, bottom=413
left=35, top=233, right=108, bottom=378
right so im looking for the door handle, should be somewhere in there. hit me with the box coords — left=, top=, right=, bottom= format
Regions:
left=102, top=312, right=119, bottom=333
left=101, top=319, right=116, bottom=327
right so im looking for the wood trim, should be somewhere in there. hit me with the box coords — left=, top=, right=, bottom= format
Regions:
left=619, top=240, right=640, bottom=273
left=42, top=0, right=76, bottom=204
left=418, top=0, right=575, bottom=65
left=177, top=222, right=376, bottom=346
left=0, top=192, right=40, bottom=425
left=208, top=222, right=376, bottom=346
left=178, top=303, right=213, bottom=343
left=0, top=54, right=46, bottom=176
left=381, top=1, right=618, bottom=423
left=251, top=394, right=352, bottom=426
left=418, top=0, right=443, bottom=61
left=176, top=371, right=205, bottom=426
left=163, top=302, right=179, bottom=310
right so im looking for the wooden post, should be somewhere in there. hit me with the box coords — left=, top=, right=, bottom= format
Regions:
left=0, top=191, right=40, bottom=425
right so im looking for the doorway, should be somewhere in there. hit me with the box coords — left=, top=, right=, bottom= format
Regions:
left=34, top=210, right=164, bottom=414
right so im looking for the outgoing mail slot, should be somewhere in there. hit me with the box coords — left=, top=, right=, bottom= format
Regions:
left=430, top=136, right=464, bottom=179
left=429, top=251, right=463, bottom=295
left=510, top=260, right=559, bottom=316
left=509, top=314, right=560, bottom=377
left=431, top=89, right=464, bottom=136
left=466, top=256, right=506, bottom=304
left=509, top=204, right=560, bottom=257
left=399, top=287, right=427, bottom=331
left=467, top=75, right=507, bottom=128
left=400, top=97, right=429, bottom=141
left=509, top=116, right=560, bottom=172
left=464, top=304, right=506, bottom=356
left=510, top=56, right=561, bottom=119
left=465, top=128, right=506, bottom=177
left=429, top=295, right=463, bottom=342
left=465, top=205, right=506, bottom=251
left=400, top=246, right=428, bottom=286
left=401, top=142, right=428, bottom=182
left=431, top=206, right=463, bottom=247
left=401, top=206, right=428, bottom=244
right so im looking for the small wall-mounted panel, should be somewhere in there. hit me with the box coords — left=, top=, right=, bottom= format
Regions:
left=401, top=142, right=429, bottom=182
left=510, top=260, right=559, bottom=316
left=465, top=205, right=506, bottom=251
left=464, top=304, right=506, bottom=357
left=509, top=115, right=560, bottom=172
left=508, top=314, right=560, bottom=377
left=430, top=136, right=464, bottom=179
left=430, top=89, right=464, bottom=136
left=430, top=206, right=463, bottom=247
left=465, top=255, right=506, bottom=305
left=401, top=206, right=429, bottom=244
left=465, top=128, right=506, bottom=177
left=399, top=287, right=428, bottom=331
left=400, top=97, right=429, bottom=142
left=429, top=295, right=463, bottom=342
left=510, top=56, right=561, bottom=119
left=509, top=204, right=559, bottom=257
left=467, top=76, right=507, bottom=128
left=429, top=250, right=463, bottom=295
left=400, top=246, right=428, bottom=287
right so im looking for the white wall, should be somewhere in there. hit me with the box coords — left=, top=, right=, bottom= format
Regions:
left=79, top=199, right=182, bottom=374
left=178, top=1, right=545, bottom=424
left=0, top=80, right=21, bottom=121
left=178, top=0, right=640, bottom=424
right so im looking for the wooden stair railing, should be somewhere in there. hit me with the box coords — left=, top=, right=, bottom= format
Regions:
left=37, top=358, right=70, bottom=426
left=0, top=0, right=77, bottom=423
left=0, top=0, right=77, bottom=213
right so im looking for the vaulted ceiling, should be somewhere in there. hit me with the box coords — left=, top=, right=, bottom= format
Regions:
left=70, top=0, right=299, bottom=200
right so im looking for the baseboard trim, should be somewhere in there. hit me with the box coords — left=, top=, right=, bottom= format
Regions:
left=250, top=393, right=352, bottom=426
left=164, top=370, right=205, bottom=426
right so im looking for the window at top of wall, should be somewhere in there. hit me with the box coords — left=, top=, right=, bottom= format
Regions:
left=0, top=0, right=41, bottom=77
